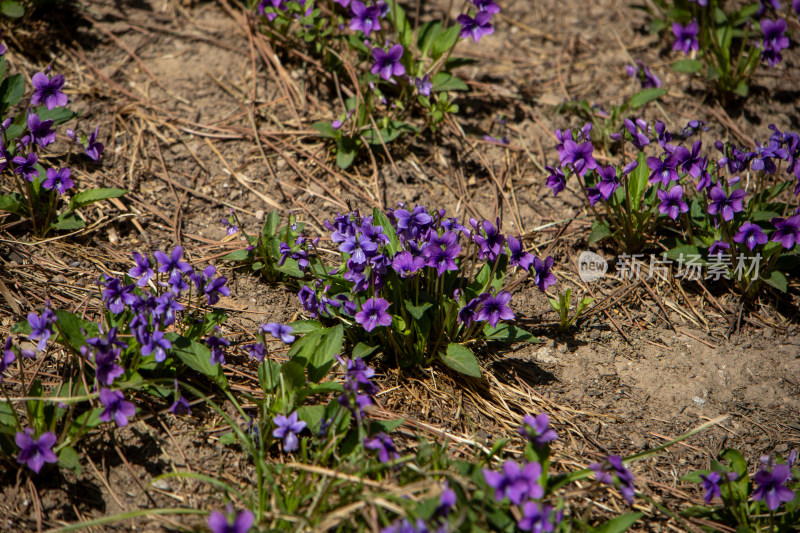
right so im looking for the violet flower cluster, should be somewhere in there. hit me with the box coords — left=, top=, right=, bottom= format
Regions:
left=5, top=67, right=104, bottom=202
left=294, top=206, right=554, bottom=367
left=549, top=118, right=800, bottom=278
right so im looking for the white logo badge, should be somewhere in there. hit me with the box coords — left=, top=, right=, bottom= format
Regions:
left=578, top=251, right=607, bottom=282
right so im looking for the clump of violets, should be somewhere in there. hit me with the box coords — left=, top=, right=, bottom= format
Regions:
left=549, top=118, right=800, bottom=295
left=294, top=206, right=553, bottom=375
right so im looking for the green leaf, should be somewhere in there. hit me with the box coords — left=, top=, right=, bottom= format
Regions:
left=404, top=301, right=433, bottom=320
left=432, top=25, right=460, bottom=60
left=307, top=324, right=343, bottom=383
left=764, top=271, right=787, bottom=292
left=0, top=0, right=24, bottom=18
left=0, top=193, right=27, bottom=216
left=482, top=323, right=535, bottom=343
left=368, top=418, right=405, bottom=435
left=732, top=81, right=749, bottom=97
left=287, top=329, right=323, bottom=366
left=417, top=20, right=442, bottom=57
left=431, top=72, right=469, bottom=92
left=592, top=512, right=643, bottom=533
left=218, top=432, right=238, bottom=446
left=0, top=73, right=25, bottom=112
left=68, top=188, right=127, bottom=211
left=49, top=211, right=86, bottom=231
left=297, top=404, right=326, bottom=434
left=27, top=380, right=45, bottom=433
left=372, top=207, right=401, bottom=256
left=352, top=342, right=378, bottom=359
left=275, top=258, right=305, bottom=278
left=628, top=88, right=668, bottom=109
left=287, top=319, right=324, bottom=335
left=588, top=220, right=611, bottom=244
left=312, top=121, right=338, bottom=139
left=221, top=249, right=251, bottom=262
left=665, top=244, right=703, bottom=264
left=258, top=360, right=282, bottom=391
left=36, top=106, right=78, bottom=127
left=336, top=136, right=358, bottom=169
left=55, top=310, right=99, bottom=352
left=70, top=407, right=103, bottom=437
left=628, top=151, right=650, bottom=210
left=440, top=343, right=481, bottom=377
left=671, top=59, right=704, bottom=74
left=280, top=359, right=306, bottom=403
left=58, top=446, right=82, bottom=476
left=166, top=333, right=229, bottom=391
left=262, top=211, right=281, bottom=240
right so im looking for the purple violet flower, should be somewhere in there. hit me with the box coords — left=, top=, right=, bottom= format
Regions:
left=532, top=256, right=556, bottom=292
left=154, top=246, right=193, bottom=276
left=98, top=388, right=136, bottom=427
left=559, top=139, right=597, bottom=177
left=25, top=112, right=56, bottom=149
left=129, top=252, right=155, bottom=287
left=15, top=429, right=58, bottom=474
left=424, top=231, right=461, bottom=274
left=415, top=74, right=432, bottom=97
left=483, top=460, right=544, bottom=505
left=753, top=463, right=795, bottom=511
left=371, top=44, right=405, bottom=82
left=590, top=455, right=636, bottom=504
left=518, top=413, right=558, bottom=448
left=364, top=432, right=399, bottom=463
left=626, top=60, right=661, bottom=89
left=12, top=153, right=39, bottom=181
left=31, top=72, right=68, bottom=110
left=596, top=165, right=619, bottom=200
left=42, top=167, right=74, bottom=195
left=761, top=19, right=789, bottom=67
left=472, top=219, right=505, bottom=261
left=206, top=332, right=229, bottom=365
left=545, top=165, right=566, bottom=196
left=734, top=221, right=768, bottom=250
left=349, top=1, right=382, bottom=36
left=707, top=187, right=746, bottom=222
left=770, top=214, right=800, bottom=249
left=700, top=471, right=722, bottom=504
left=170, top=394, right=191, bottom=415
left=272, top=411, right=306, bottom=452
left=457, top=11, right=494, bottom=43
left=647, top=153, right=681, bottom=185
left=208, top=506, right=255, bottom=533
left=84, top=126, right=104, bottom=160
left=141, top=329, right=172, bottom=363
left=1, top=338, right=17, bottom=381
left=657, top=185, right=689, bottom=220
left=507, top=236, right=534, bottom=270
left=708, top=240, right=730, bottom=257
left=392, top=250, right=425, bottom=277
left=518, top=502, right=561, bottom=533
left=476, top=291, right=514, bottom=328
left=262, top=322, right=295, bottom=343
left=473, top=0, right=500, bottom=15
left=27, top=305, right=56, bottom=352
left=672, top=20, right=699, bottom=54
left=355, top=297, right=392, bottom=332
left=246, top=342, right=266, bottom=362
left=102, top=277, right=137, bottom=314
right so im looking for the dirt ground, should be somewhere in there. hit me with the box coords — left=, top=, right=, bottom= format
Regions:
left=1, top=0, right=799, bottom=530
